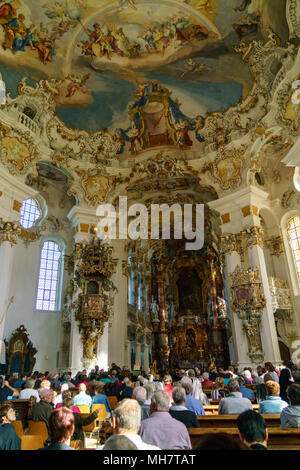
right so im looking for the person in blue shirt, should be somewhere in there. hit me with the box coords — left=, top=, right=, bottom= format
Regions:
left=91, top=383, right=111, bottom=415
left=237, top=377, right=255, bottom=400
left=259, top=381, right=288, bottom=414
left=180, top=378, right=205, bottom=416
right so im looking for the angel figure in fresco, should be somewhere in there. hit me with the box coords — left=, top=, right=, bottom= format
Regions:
left=0, top=1, right=17, bottom=25
left=2, top=13, right=36, bottom=53
left=178, top=59, right=211, bottom=79
left=63, top=72, right=90, bottom=97
left=35, top=28, right=56, bottom=64
left=175, top=118, right=193, bottom=149
left=127, top=124, right=142, bottom=154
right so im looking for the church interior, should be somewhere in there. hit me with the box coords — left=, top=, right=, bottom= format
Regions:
left=1, top=0, right=300, bottom=379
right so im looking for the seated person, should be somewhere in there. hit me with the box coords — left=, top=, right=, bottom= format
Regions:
left=259, top=381, right=288, bottom=414
left=103, top=434, right=138, bottom=450
left=218, top=379, right=253, bottom=415
left=63, top=396, right=99, bottom=443
left=134, top=386, right=152, bottom=420
left=237, top=376, right=255, bottom=399
left=14, top=375, right=27, bottom=389
left=237, top=410, right=268, bottom=450
left=0, top=404, right=21, bottom=450
left=31, top=388, right=55, bottom=445
left=117, top=377, right=133, bottom=401
left=19, top=378, right=40, bottom=402
left=73, top=383, right=92, bottom=407
left=180, top=378, right=205, bottom=416
left=280, top=383, right=300, bottom=427
left=0, top=375, right=19, bottom=404
left=55, top=383, right=69, bottom=406
left=169, top=386, right=199, bottom=428
left=56, top=391, right=80, bottom=413
left=211, top=377, right=226, bottom=401
left=201, top=372, right=214, bottom=387
left=91, top=383, right=111, bottom=415
left=39, top=407, right=75, bottom=451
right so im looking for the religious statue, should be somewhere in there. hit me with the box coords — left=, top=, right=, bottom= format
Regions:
left=150, top=299, right=159, bottom=321
left=217, top=296, right=227, bottom=319
left=243, top=318, right=261, bottom=351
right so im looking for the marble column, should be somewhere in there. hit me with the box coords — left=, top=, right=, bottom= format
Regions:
left=247, top=240, right=282, bottom=365
left=0, top=243, right=15, bottom=364
left=135, top=342, right=141, bottom=369
left=224, top=249, right=251, bottom=368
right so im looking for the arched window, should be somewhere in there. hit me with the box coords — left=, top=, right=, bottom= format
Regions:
left=287, top=216, right=300, bottom=283
left=36, top=240, right=64, bottom=311
left=20, top=198, right=41, bottom=229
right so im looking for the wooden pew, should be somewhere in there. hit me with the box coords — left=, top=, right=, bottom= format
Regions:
left=189, top=427, right=300, bottom=450
left=197, top=414, right=280, bottom=428
left=203, top=404, right=259, bottom=415
left=4, top=397, right=36, bottom=429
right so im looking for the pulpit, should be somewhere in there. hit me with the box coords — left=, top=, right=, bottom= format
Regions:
left=4, top=325, right=37, bottom=376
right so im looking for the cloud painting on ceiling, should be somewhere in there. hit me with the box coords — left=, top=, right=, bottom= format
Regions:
left=0, top=0, right=288, bottom=157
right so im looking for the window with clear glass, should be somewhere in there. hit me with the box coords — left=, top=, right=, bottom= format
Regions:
left=36, top=240, right=62, bottom=311
left=20, top=198, right=41, bottom=229
left=287, top=216, right=300, bottom=283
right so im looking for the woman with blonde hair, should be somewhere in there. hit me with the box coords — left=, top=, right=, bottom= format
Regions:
left=211, top=377, right=226, bottom=401
left=163, top=374, right=173, bottom=400
left=187, top=369, right=209, bottom=405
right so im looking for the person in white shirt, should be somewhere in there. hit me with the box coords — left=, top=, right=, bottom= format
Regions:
left=73, top=383, right=92, bottom=407
left=55, top=383, right=69, bottom=406
left=19, top=379, right=40, bottom=402
left=97, top=399, right=160, bottom=450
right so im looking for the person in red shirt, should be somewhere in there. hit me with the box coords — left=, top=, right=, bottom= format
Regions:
left=163, top=374, right=173, bottom=401
left=201, top=372, right=214, bottom=387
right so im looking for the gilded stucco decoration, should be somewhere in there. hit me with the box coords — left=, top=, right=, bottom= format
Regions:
left=230, top=265, right=265, bottom=363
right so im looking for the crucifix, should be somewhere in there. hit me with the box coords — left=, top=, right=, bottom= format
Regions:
left=198, top=346, right=204, bottom=361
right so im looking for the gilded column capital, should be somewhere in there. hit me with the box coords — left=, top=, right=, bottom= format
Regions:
left=244, top=226, right=264, bottom=249
left=265, top=235, right=284, bottom=256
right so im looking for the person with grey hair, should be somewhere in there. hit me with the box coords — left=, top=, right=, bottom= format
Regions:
left=31, top=388, right=55, bottom=444
left=132, top=386, right=150, bottom=420
left=103, top=435, right=138, bottom=450
left=144, top=383, right=155, bottom=405
left=218, top=379, right=253, bottom=415
left=181, top=378, right=205, bottom=416
left=98, top=399, right=160, bottom=450
left=139, top=390, right=191, bottom=449
left=19, top=378, right=40, bottom=402
left=169, top=386, right=199, bottom=428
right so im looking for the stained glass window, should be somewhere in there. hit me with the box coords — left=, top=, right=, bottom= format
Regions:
left=36, top=240, right=62, bottom=311
left=20, top=198, right=41, bottom=229
left=287, top=216, right=300, bottom=283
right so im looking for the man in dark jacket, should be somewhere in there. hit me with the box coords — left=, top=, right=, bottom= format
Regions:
left=169, top=387, right=199, bottom=428
left=31, top=388, right=55, bottom=444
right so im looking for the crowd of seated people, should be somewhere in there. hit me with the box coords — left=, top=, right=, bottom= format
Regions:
left=0, top=361, right=300, bottom=450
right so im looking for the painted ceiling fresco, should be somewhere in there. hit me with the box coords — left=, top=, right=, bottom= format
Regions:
left=0, top=0, right=289, bottom=160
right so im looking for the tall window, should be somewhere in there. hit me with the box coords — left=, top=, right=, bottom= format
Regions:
left=20, top=198, right=41, bottom=229
left=287, top=216, right=300, bottom=283
left=36, top=240, right=63, bottom=311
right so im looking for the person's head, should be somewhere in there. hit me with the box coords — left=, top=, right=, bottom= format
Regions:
left=279, top=368, right=292, bottom=384
left=265, top=362, right=275, bottom=373
left=95, top=383, right=105, bottom=395
left=111, top=370, right=117, bottom=377
left=237, top=410, right=268, bottom=448
left=202, top=372, right=209, bottom=381
left=163, top=374, right=172, bottom=385
left=62, top=390, right=71, bottom=401
left=123, top=377, right=131, bottom=387
left=257, top=365, right=263, bottom=376
left=187, top=369, right=196, bottom=379
left=265, top=380, right=280, bottom=397
left=196, top=432, right=248, bottom=450
left=154, top=381, right=163, bottom=391
left=40, top=388, right=55, bottom=403
left=227, top=379, right=240, bottom=393
left=25, top=378, right=35, bottom=389
left=144, top=383, right=155, bottom=401
left=113, top=399, right=141, bottom=434
left=213, top=377, right=224, bottom=390
left=180, top=377, right=193, bottom=395
left=0, top=405, right=16, bottom=424
left=287, top=384, right=300, bottom=406
left=172, top=386, right=186, bottom=406
left=132, top=386, right=146, bottom=403
left=79, top=383, right=87, bottom=392
left=150, top=390, right=170, bottom=413
left=103, top=434, right=138, bottom=450
left=48, top=408, right=74, bottom=444
left=61, top=383, right=69, bottom=393
left=40, top=380, right=51, bottom=389
left=63, top=396, right=74, bottom=409
left=243, top=370, right=252, bottom=380
left=264, top=373, right=274, bottom=383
